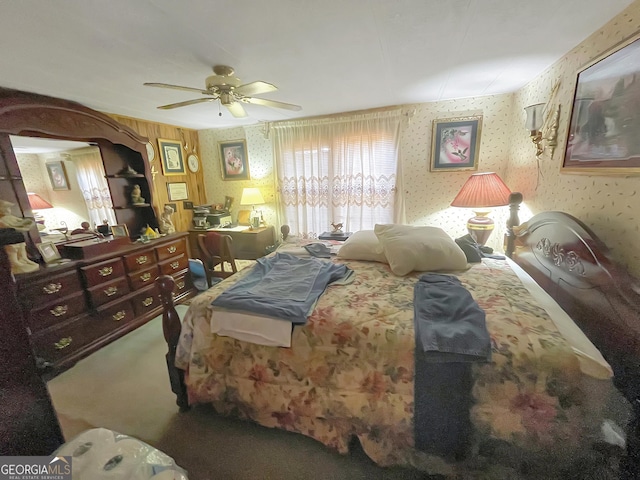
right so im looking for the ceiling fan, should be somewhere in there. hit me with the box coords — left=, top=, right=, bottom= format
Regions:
left=144, top=65, right=302, bottom=118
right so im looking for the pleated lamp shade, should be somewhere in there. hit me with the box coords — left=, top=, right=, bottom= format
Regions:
left=451, top=172, right=511, bottom=245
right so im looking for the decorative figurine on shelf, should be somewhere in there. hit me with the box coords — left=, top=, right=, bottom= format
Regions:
left=158, top=205, right=176, bottom=234
left=118, top=165, right=139, bottom=176
left=131, top=184, right=145, bottom=205
left=0, top=200, right=39, bottom=274
left=330, top=222, right=344, bottom=235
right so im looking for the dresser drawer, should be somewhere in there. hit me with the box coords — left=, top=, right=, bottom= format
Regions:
left=30, top=313, right=112, bottom=364
left=128, top=265, right=160, bottom=291
left=172, top=271, right=193, bottom=297
left=87, top=276, right=130, bottom=308
left=131, top=287, right=160, bottom=317
left=159, top=254, right=188, bottom=276
left=97, top=300, right=136, bottom=328
left=156, top=238, right=186, bottom=261
left=19, top=270, right=82, bottom=309
left=27, top=291, right=87, bottom=333
left=123, top=248, right=157, bottom=272
left=82, top=258, right=126, bottom=287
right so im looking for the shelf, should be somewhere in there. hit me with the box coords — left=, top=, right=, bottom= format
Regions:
left=114, top=204, right=151, bottom=210
left=105, top=174, right=145, bottom=178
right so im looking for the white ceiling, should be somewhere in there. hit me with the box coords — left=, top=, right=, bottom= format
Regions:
left=0, top=0, right=635, bottom=130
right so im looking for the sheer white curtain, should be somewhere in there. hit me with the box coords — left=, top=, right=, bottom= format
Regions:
left=272, top=110, right=403, bottom=238
left=73, top=148, right=117, bottom=227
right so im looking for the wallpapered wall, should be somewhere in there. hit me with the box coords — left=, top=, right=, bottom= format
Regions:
left=507, top=1, right=640, bottom=276
left=199, top=95, right=516, bottom=254
left=198, top=1, right=640, bottom=276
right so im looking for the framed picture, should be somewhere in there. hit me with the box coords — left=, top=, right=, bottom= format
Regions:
left=37, top=242, right=62, bottom=263
left=223, top=195, right=234, bottom=211
left=46, top=161, right=70, bottom=190
left=158, top=138, right=185, bottom=175
left=563, top=34, right=640, bottom=175
left=219, top=139, right=250, bottom=180
left=111, top=224, right=129, bottom=237
left=430, top=115, right=482, bottom=172
left=167, top=182, right=188, bottom=201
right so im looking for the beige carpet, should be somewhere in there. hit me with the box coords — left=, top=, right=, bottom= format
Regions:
left=46, top=304, right=427, bottom=480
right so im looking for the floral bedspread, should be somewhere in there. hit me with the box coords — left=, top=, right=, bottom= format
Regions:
left=175, top=258, right=620, bottom=476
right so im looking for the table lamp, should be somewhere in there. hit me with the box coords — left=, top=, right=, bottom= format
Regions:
left=450, top=172, right=511, bottom=245
left=28, top=192, right=54, bottom=231
left=240, top=187, right=265, bottom=229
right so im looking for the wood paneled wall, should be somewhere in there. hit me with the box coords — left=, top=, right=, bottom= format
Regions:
left=107, top=114, right=205, bottom=233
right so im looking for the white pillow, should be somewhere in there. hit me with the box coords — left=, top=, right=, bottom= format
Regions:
left=337, top=230, right=387, bottom=263
left=374, top=224, right=468, bottom=276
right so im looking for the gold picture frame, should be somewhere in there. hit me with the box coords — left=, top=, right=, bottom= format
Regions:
left=111, top=224, right=130, bottom=237
left=219, top=139, right=250, bottom=180
left=158, top=138, right=185, bottom=175
left=430, top=115, right=482, bottom=172
left=562, top=33, right=640, bottom=176
left=37, top=242, right=62, bottom=263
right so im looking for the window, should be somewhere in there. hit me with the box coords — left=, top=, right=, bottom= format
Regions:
left=273, top=111, right=402, bottom=237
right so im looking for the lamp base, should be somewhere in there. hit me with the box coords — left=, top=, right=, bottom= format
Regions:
left=466, top=211, right=494, bottom=246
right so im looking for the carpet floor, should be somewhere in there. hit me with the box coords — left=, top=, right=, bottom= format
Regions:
left=46, top=305, right=428, bottom=480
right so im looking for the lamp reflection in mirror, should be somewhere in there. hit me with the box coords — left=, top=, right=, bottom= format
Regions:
left=28, top=192, right=53, bottom=231
left=451, top=172, right=511, bottom=245
left=524, top=103, right=545, bottom=158
left=240, top=187, right=265, bottom=229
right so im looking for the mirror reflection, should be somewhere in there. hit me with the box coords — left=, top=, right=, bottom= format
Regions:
left=9, top=135, right=117, bottom=243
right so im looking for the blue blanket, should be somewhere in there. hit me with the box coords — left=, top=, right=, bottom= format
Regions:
left=211, top=252, right=354, bottom=324
left=413, top=273, right=491, bottom=459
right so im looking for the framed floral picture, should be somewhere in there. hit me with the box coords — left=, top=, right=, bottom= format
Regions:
left=219, top=139, right=250, bottom=180
left=430, top=115, right=483, bottom=172
left=46, top=161, right=70, bottom=190
left=158, top=138, right=185, bottom=175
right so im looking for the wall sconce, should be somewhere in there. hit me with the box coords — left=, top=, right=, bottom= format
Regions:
left=524, top=103, right=561, bottom=159
left=524, top=103, right=545, bottom=158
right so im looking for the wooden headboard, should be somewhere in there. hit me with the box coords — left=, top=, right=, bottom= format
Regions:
left=509, top=211, right=640, bottom=399
left=508, top=210, right=640, bottom=474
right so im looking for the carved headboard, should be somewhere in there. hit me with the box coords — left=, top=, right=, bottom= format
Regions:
left=509, top=211, right=640, bottom=401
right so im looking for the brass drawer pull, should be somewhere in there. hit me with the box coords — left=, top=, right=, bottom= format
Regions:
left=177, top=280, right=185, bottom=289
left=135, top=255, right=148, bottom=265
left=43, top=282, right=62, bottom=294
left=98, top=266, right=114, bottom=277
left=104, top=286, right=118, bottom=297
left=142, top=297, right=154, bottom=307
left=54, top=337, right=72, bottom=350
left=167, top=246, right=177, bottom=254
left=50, top=305, right=68, bottom=317
left=170, top=261, right=179, bottom=270
left=112, top=310, right=126, bottom=322
left=140, top=272, right=151, bottom=282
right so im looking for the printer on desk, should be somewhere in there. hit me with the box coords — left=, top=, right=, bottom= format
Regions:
left=192, top=206, right=232, bottom=229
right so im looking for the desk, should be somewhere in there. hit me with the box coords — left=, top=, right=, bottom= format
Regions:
left=189, top=225, right=276, bottom=260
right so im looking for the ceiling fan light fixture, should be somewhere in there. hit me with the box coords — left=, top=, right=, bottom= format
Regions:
left=206, top=74, right=241, bottom=90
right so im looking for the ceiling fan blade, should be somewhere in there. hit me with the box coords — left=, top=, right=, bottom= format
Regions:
left=144, top=82, right=212, bottom=95
left=243, top=96, right=302, bottom=111
left=234, top=81, right=277, bottom=96
left=225, top=102, right=248, bottom=118
left=157, top=98, right=216, bottom=110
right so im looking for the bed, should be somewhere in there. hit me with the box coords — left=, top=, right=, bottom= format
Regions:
left=156, top=205, right=640, bottom=477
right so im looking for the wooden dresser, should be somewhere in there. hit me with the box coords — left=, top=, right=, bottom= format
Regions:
left=15, top=233, right=195, bottom=378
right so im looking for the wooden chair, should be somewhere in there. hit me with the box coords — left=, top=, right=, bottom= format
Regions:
left=197, top=232, right=238, bottom=287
